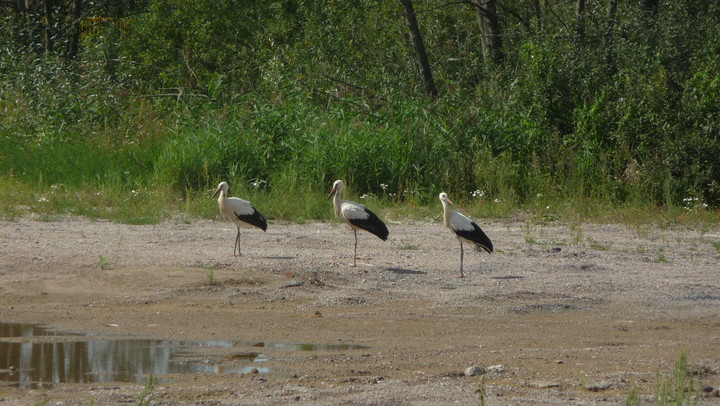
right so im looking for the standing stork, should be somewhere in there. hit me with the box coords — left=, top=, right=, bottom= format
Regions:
left=212, top=181, right=267, bottom=257
left=328, top=180, right=389, bottom=267
left=439, top=192, right=493, bottom=278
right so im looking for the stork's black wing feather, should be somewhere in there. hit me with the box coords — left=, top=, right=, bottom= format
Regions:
left=454, top=222, right=493, bottom=253
left=348, top=208, right=389, bottom=241
left=235, top=209, right=268, bottom=231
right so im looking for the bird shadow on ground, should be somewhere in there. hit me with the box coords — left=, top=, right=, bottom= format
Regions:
left=385, top=268, right=426, bottom=275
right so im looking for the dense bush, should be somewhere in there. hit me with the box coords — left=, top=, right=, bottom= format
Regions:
left=1, top=0, right=718, bottom=218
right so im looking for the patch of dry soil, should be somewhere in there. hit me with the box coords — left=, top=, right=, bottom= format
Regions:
left=0, top=216, right=719, bottom=405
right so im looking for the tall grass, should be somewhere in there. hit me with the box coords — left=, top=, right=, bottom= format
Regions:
left=2, top=93, right=719, bottom=225
left=655, top=351, right=699, bottom=406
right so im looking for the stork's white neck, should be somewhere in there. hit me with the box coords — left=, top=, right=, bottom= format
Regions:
left=441, top=200, right=452, bottom=228
left=332, top=189, right=343, bottom=218
left=217, top=189, right=227, bottom=209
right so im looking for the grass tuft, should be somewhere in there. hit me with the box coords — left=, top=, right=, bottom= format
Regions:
left=655, top=351, right=699, bottom=406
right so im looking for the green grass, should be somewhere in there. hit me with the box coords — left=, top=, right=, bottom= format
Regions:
left=711, top=241, right=720, bottom=254
left=98, top=256, right=111, bottom=270
left=2, top=173, right=718, bottom=229
left=136, top=373, right=157, bottom=406
left=475, top=376, right=487, bottom=406
left=625, top=387, right=640, bottom=406
left=624, top=351, right=702, bottom=405
left=1, top=101, right=719, bottom=227
left=655, top=351, right=699, bottom=406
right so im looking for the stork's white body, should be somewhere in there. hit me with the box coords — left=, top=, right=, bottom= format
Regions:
left=213, top=182, right=267, bottom=256
left=329, top=180, right=389, bottom=267
left=439, top=193, right=493, bottom=278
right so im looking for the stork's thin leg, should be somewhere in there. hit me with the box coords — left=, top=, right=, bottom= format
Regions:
left=352, top=230, right=358, bottom=267
left=457, top=241, right=465, bottom=278
left=234, top=227, right=243, bottom=257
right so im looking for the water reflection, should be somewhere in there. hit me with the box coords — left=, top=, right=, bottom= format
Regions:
left=0, top=323, right=368, bottom=387
left=0, top=323, right=251, bottom=387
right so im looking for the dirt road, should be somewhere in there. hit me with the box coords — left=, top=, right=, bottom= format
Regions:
left=0, top=216, right=718, bottom=405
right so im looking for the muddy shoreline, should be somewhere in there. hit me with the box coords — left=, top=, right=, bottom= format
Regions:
left=1, top=216, right=719, bottom=404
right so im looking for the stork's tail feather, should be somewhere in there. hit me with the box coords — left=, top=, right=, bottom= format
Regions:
left=472, top=223, right=493, bottom=253
left=235, top=210, right=268, bottom=231
left=353, top=208, right=389, bottom=241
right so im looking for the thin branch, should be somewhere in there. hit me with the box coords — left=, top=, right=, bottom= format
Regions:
left=322, top=74, right=366, bottom=92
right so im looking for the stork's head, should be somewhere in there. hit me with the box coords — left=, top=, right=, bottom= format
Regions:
left=212, top=181, right=229, bottom=198
left=439, top=192, right=454, bottom=206
left=328, top=179, right=344, bottom=199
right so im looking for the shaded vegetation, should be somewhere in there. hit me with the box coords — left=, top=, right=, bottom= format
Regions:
left=1, top=0, right=719, bottom=223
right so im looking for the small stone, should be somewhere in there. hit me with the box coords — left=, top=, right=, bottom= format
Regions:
left=464, top=366, right=485, bottom=376
left=701, top=385, right=714, bottom=394
left=586, top=381, right=612, bottom=392
left=532, top=381, right=560, bottom=389
left=486, top=364, right=506, bottom=374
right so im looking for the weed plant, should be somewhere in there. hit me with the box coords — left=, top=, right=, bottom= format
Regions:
left=655, top=351, right=699, bottom=406
left=136, top=373, right=157, bottom=406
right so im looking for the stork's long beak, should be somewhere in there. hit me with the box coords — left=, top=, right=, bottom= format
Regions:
left=443, top=196, right=455, bottom=206
left=327, top=187, right=337, bottom=200
left=212, top=186, right=222, bottom=198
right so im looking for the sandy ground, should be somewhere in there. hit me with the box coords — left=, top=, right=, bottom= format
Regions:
left=0, top=214, right=719, bottom=405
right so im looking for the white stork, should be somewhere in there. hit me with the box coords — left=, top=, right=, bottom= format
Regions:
left=328, top=180, right=389, bottom=267
left=439, top=192, right=493, bottom=278
left=212, top=181, right=267, bottom=256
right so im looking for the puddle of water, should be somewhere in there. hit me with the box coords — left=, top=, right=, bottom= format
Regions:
left=0, top=323, right=367, bottom=387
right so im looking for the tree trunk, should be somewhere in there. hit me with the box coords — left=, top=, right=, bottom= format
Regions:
left=575, top=0, right=586, bottom=39
left=43, top=0, right=54, bottom=55
left=67, top=0, right=82, bottom=58
left=603, top=0, right=618, bottom=75
left=474, top=0, right=503, bottom=63
left=399, top=0, right=437, bottom=101
left=532, top=0, right=543, bottom=31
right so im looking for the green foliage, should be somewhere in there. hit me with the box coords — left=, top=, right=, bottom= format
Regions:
left=98, top=256, right=111, bottom=270
left=33, top=397, right=50, bottom=406
left=625, top=386, right=641, bottom=406
left=136, top=373, right=157, bottom=406
left=1, top=0, right=719, bottom=222
left=655, top=351, right=699, bottom=406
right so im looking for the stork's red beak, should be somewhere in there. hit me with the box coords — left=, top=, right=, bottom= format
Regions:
left=212, top=186, right=222, bottom=198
